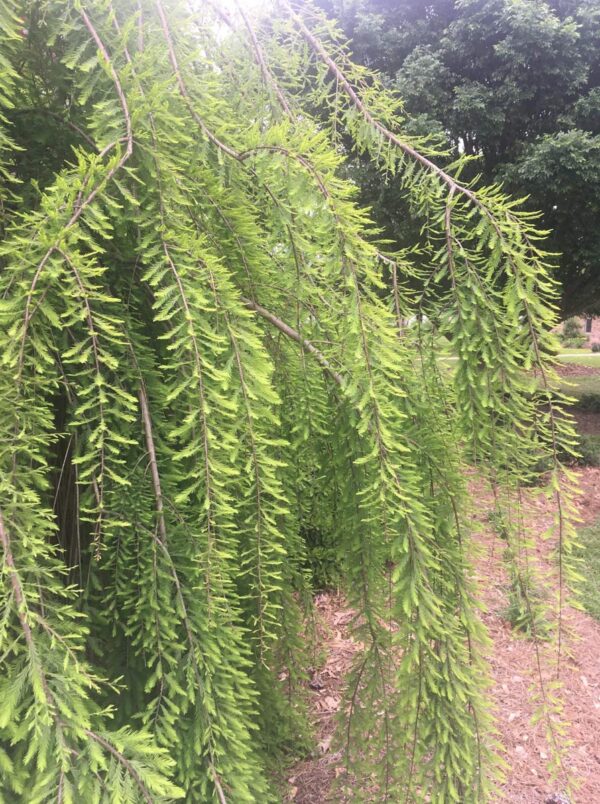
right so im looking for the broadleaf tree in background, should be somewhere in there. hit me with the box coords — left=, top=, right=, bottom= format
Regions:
left=317, top=0, right=600, bottom=316
left=0, top=0, right=581, bottom=801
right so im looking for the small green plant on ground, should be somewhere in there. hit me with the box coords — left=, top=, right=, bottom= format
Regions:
left=488, top=512, right=553, bottom=639
left=487, top=509, right=509, bottom=540
left=302, top=525, right=342, bottom=589
left=503, top=549, right=553, bottom=640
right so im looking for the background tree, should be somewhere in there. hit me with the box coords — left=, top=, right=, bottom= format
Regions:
left=0, top=0, right=579, bottom=801
left=318, top=0, right=600, bottom=315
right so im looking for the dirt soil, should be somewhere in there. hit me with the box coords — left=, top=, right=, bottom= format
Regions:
left=287, top=468, right=600, bottom=803
left=554, top=364, right=600, bottom=378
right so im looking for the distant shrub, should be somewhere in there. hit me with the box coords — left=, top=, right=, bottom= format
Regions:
left=592, top=342, right=600, bottom=353
left=576, top=434, right=600, bottom=467
left=576, top=392, right=600, bottom=412
left=561, top=317, right=586, bottom=348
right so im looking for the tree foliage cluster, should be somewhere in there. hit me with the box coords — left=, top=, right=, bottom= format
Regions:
left=318, top=0, right=600, bottom=315
left=0, top=0, right=580, bottom=801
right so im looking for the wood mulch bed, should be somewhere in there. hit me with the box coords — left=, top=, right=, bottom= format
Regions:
left=286, top=467, right=600, bottom=803
left=554, top=364, right=600, bottom=378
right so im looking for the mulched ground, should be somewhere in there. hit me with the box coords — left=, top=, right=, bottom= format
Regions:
left=287, top=467, right=600, bottom=803
left=571, top=410, right=600, bottom=436
left=554, top=364, right=600, bottom=378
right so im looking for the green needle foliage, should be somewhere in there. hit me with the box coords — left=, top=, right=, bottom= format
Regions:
left=0, top=0, right=582, bottom=801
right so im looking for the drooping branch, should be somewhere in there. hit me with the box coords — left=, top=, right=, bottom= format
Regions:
left=204, top=0, right=295, bottom=121
left=84, top=730, right=154, bottom=804
left=233, top=0, right=295, bottom=120
left=139, top=382, right=167, bottom=544
left=9, top=108, right=98, bottom=151
left=155, top=0, right=241, bottom=161
left=242, top=296, right=344, bottom=386
left=0, top=508, right=38, bottom=662
left=18, top=7, right=134, bottom=373
left=0, top=1, right=579, bottom=799
left=283, top=1, right=478, bottom=203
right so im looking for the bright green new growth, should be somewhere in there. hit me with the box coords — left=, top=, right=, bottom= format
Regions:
left=0, top=0, right=580, bottom=801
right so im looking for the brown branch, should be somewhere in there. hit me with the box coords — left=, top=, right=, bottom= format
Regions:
left=231, top=0, right=295, bottom=120
left=284, top=1, right=473, bottom=201
left=138, top=382, right=167, bottom=544
left=85, top=730, right=154, bottom=804
left=390, top=260, right=404, bottom=337
left=57, top=771, right=65, bottom=804
left=0, top=506, right=63, bottom=732
left=110, top=11, right=221, bottom=607
left=57, top=249, right=106, bottom=555
left=137, top=510, right=231, bottom=802
left=80, top=10, right=133, bottom=156
left=238, top=144, right=330, bottom=198
left=241, top=296, right=344, bottom=386
left=202, top=0, right=294, bottom=121
left=0, top=508, right=37, bottom=657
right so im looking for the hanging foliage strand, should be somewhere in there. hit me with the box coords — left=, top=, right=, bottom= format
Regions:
left=0, top=0, right=579, bottom=801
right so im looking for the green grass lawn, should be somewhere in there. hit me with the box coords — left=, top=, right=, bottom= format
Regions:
left=541, top=350, right=600, bottom=398
left=557, top=354, right=600, bottom=366
left=558, top=374, right=600, bottom=399
left=435, top=346, right=600, bottom=397
left=573, top=519, right=600, bottom=621
left=439, top=349, right=600, bottom=365
left=556, top=345, right=600, bottom=370
left=557, top=347, right=595, bottom=355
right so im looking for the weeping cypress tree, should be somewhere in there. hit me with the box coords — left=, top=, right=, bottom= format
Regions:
left=0, top=0, right=581, bottom=801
